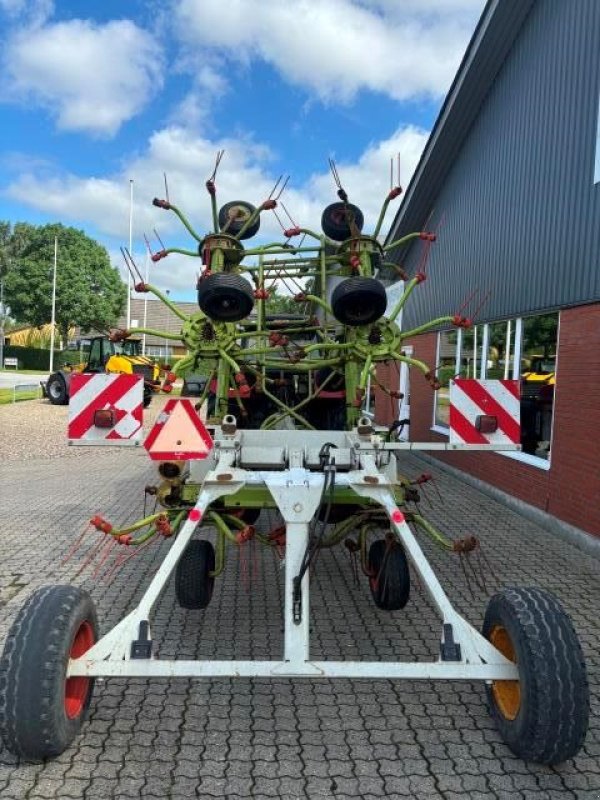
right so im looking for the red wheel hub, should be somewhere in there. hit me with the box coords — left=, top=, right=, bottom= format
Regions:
left=64, top=620, right=95, bottom=719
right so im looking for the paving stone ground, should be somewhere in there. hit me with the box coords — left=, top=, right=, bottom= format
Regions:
left=0, top=400, right=599, bottom=799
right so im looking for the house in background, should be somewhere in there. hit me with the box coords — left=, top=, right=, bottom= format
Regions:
left=118, top=298, right=197, bottom=359
left=378, top=0, right=600, bottom=540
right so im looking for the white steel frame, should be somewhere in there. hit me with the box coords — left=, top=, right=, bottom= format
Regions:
left=68, top=426, right=518, bottom=683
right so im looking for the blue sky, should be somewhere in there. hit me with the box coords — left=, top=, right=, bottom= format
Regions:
left=0, top=0, right=485, bottom=301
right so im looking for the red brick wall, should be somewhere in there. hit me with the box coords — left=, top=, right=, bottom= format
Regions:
left=375, top=304, right=600, bottom=537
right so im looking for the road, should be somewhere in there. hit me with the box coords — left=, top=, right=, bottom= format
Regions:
left=0, top=371, right=48, bottom=390
left=0, top=399, right=598, bottom=799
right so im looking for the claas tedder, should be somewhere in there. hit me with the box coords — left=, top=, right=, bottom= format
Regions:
left=0, top=154, right=588, bottom=764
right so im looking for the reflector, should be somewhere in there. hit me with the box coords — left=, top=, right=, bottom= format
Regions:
left=475, top=414, right=498, bottom=434
left=94, top=409, right=116, bottom=428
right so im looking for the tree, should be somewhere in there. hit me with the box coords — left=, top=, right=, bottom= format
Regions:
left=3, top=222, right=126, bottom=344
left=265, top=284, right=300, bottom=315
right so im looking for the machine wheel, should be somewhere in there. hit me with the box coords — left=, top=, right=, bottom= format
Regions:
left=321, top=202, right=364, bottom=240
left=483, top=587, right=589, bottom=765
left=218, top=201, right=260, bottom=240
left=367, top=539, right=410, bottom=611
left=331, top=277, right=387, bottom=327
left=198, top=273, right=255, bottom=322
left=143, top=388, right=153, bottom=408
left=47, top=373, right=68, bottom=405
left=0, top=585, right=98, bottom=761
left=175, top=540, right=215, bottom=610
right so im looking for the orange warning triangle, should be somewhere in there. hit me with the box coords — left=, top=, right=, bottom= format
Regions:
left=144, top=399, right=213, bottom=461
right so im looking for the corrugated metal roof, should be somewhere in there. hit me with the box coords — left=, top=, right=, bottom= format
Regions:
left=118, top=298, right=198, bottom=346
left=386, top=0, right=600, bottom=329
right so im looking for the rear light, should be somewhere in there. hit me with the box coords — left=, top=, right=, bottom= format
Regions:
left=475, top=414, right=498, bottom=434
left=167, top=372, right=177, bottom=383
left=94, top=409, right=116, bottom=428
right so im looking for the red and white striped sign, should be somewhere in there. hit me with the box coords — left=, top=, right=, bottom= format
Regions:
left=68, top=374, right=143, bottom=445
left=449, top=379, right=520, bottom=445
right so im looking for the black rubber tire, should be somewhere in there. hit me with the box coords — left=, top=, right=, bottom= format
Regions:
left=218, top=201, right=260, bottom=240
left=331, top=277, right=387, bottom=327
left=197, top=273, right=255, bottom=322
left=367, top=539, right=410, bottom=611
left=143, top=388, right=153, bottom=408
left=0, top=585, right=98, bottom=761
left=321, top=202, right=364, bottom=240
left=175, top=540, right=215, bottom=610
left=47, top=373, right=68, bottom=405
left=482, top=587, right=589, bottom=765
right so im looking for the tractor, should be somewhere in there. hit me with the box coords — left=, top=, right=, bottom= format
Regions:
left=44, top=334, right=162, bottom=408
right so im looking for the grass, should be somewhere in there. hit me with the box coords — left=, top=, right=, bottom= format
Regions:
left=0, top=368, right=49, bottom=374
left=0, top=387, right=43, bottom=405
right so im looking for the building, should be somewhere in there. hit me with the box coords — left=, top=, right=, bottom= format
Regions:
left=118, top=297, right=198, bottom=358
left=378, top=0, right=600, bottom=539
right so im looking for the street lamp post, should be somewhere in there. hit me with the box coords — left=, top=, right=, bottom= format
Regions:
left=127, top=179, right=133, bottom=330
left=49, top=237, right=58, bottom=373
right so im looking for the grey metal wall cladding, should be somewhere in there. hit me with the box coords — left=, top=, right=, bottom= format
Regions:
left=394, top=0, right=600, bottom=331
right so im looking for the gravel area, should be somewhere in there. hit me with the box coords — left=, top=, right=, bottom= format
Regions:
left=0, top=395, right=172, bottom=462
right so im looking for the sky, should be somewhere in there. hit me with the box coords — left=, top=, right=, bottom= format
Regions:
left=0, top=0, right=486, bottom=302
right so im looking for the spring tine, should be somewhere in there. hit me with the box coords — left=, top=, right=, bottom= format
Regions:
left=120, top=247, right=137, bottom=285
left=397, top=152, right=401, bottom=186
left=61, top=524, right=92, bottom=566
left=459, top=552, right=473, bottom=597
left=280, top=201, right=297, bottom=227
left=163, top=172, right=170, bottom=203
left=390, top=157, right=393, bottom=191
left=143, top=233, right=153, bottom=257
left=72, top=536, right=108, bottom=580
left=122, top=247, right=145, bottom=284
left=268, top=174, right=283, bottom=200
left=275, top=175, right=290, bottom=200
left=153, top=228, right=166, bottom=251
left=476, top=549, right=487, bottom=593
left=91, top=538, right=117, bottom=581
left=272, top=206, right=286, bottom=232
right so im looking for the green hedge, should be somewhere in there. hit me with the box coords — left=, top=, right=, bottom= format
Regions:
left=2, top=345, right=76, bottom=371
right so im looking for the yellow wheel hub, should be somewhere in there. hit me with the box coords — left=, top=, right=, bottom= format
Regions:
left=489, top=624, right=521, bottom=720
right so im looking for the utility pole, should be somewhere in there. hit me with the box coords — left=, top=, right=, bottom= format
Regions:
left=49, top=237, right=57, bottom=373
left=142, top=250, right=149, bottom=355
left=127, top=179, right=133, bottom=329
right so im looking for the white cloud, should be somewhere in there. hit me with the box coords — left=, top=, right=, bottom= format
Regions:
left=172, top=0, right=484, bottom=103
left=0, top=0, right=53, bottom=25
left=5, top=124, right=429, bottom=296
left=3, top=18, right=164, bottom=136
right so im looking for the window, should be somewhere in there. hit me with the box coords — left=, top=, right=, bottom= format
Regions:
left=433, top=329, right=457, bottom=427
left=432, top=312, right=559, bottom=464
left=520, top=312, right=558, bottom=461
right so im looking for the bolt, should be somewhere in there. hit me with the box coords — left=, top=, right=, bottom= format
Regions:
left=293, top=502, right=303, bottom=513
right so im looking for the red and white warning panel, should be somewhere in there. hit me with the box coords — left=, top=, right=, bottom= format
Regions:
left=68, top=374, right=143, bottom=446
left=449, top=379, right=521, bottom=446
left=144, top=399, right=213, bottom=461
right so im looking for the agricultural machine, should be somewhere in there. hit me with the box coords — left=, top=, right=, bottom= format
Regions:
left=0, top=155, right=588, bottom=765
left=45, top=334, right=163, bottom=407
